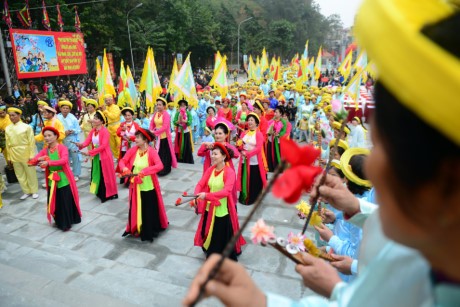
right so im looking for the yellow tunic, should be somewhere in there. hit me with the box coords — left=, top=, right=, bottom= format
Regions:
left=0, top=115, right=11, bottom=130
left=5, top=121, right=38, bottom=194
left=103, top=104, right=121, bottom=158
left=5, top=121, right=35, bottom=163
left=154, top=113, right=167, bottom=139
left=80, top=111, right=95, bottom=138
left=34, top=117, right=65, bottom=143
left=0, top=115, right=12, bottom=160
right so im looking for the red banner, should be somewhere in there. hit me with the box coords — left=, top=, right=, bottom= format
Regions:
left=9, top=29, right=87, bottom=79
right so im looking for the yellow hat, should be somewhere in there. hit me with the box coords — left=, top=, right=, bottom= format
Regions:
left=121, top=107, right=135, bottom=115
left=104, top=94, right=113, bottom=99
left=156, top=97, right=168, bottom=105
left=332, top=121, right=351, bottom=135
left=340, top=148, right=373, bottom=188
left=96, top=110, right=107, bottom=124
left=330, top=159, right=341, bottom=170
left=43, top=106, right=56, bottom=113
left=7, top=107, right=22, bottom=115
left=329, top=138, right=349, bottom=151
left=58, top=100, right=73, bottom=108
left=355, top=0, right=459, bottom=145
left=85, top=99, right=98, bottom=108
left=37, top=100, right=48, bottom=106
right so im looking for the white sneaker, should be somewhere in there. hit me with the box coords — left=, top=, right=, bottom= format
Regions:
left=74, top=177, right=79, bottom=182
left=32, top=193, right=39, bottom=199
left=20, top=194, right=31, bottom=200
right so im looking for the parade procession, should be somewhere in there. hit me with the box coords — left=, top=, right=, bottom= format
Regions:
left=0, top=0, right=459, bottom=306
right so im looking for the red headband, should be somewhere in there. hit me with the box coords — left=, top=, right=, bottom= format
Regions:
left=42, top=126, right=60, bottom=136
left=213, top=142, right=231, bottom=162
left=138, top=128, right=152, bottom=142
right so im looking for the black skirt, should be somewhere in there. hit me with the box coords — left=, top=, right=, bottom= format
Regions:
left=126, top=189, right=165, bottom=242
left=238, top=165, right=263, bottom=206
left=48, top=185, right=81, bottom=231
left=92, top=159, right=118, bottom=203
left=266, top=140, right=279, bottom=172
left=200, top=211, right=237, bottom=261
left=176, top=131, right=194, bottom=164
left=157, top=138, right=172, bottom=176
left=119, top=151, right=127, bottom=184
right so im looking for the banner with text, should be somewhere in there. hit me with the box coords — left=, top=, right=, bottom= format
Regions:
left=10, top=29, right=87, bottom=79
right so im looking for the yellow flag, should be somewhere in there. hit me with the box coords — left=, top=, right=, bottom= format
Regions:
left=338, top=50, right=353, bottom=81
left=314, top=46, right=322, bottom=80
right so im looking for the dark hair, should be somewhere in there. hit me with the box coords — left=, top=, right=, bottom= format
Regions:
left=337, top=146, right=346, bottom=157
left=330, top=166, right=345, bottom=179
left=94, top=112, right=106, bottom=125
left=275, top=106, right=285, bottom=115
left=346, top=154, right=370, bottom=196
left=213, top=145, right=235, bottom=161
left=206, top=106, right=215, bottom=114
left=374, top=12, right=460, bottom=192
left=135, top=129, right=155, bottom=142
left=215, top=123, right=229, bottom=135
left=247, top=113, right=260, bottom=125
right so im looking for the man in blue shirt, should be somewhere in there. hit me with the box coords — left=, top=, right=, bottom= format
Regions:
left=57, top=100, right=81, bottom=181
left=268, top=89, right=278, bottom=109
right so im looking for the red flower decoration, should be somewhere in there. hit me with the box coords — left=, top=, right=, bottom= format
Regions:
left=280, top=137, right=320, bottom=167
left=183, top=191, right=188, bottom=196
left=273, top=138, right=323, bottom=204
left=189, top=199, right=196, bottom=208
left=175, top=198, right=182, bottom=205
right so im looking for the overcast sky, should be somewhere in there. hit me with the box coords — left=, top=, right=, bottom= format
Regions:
left=317, top=0, right=363, bottom=27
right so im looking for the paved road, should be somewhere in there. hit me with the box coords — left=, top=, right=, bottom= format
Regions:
left=0, top=147, right=317, bottom=306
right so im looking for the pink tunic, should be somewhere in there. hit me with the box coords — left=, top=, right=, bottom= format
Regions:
left=118, top=146, right=169, bottom=231
left=237, top=130, right=268, bottom=191
left=33, top=144, right=82, bottom=222
left=194, top=165, right=246, bottom=254
left=80, top=127, right=118, bottom=198
left=150, top=111, right=178, bottom=168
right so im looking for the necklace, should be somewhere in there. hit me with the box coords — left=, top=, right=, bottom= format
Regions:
left=214, top=167, right=224, bottom=177
left=139, top=146, right=148, bottom=157
left=49, top=144, right=58, bottom=153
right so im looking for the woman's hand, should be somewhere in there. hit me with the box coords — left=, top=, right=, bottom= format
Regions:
left=295, top=253, right=342, bottom=298
left=314, top=224, right=334, bottom=242
left=183, top=254, right=266, bottom=307
left=330, top=255, right=354, bottom=275
left=196, top=192, right=206, bottom=200
left=321, top=209, right=336, bottom=224
left=310, top=175, right=360, bottom=217
left=38, top=161, right=48, bottom=167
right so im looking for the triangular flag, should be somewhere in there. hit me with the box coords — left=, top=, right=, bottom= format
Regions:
left=172, top=53, right=198, bottom=108
left=42, top=0, right=51, bottom=31
left=97, top=49, right=116, bottom=106
left=338, top=50, right=353, bottom=81
left=209, top=56, right=229, bottom=98
left=126, top=65, right=138, bottom=109
left=2, top=0, right=13, bottom=29
left=314, top=46, right=322, bottom=80
left=56, top=4, right=64, bottom=32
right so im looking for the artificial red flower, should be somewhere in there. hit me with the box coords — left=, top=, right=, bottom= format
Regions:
left=273, top=138, right=323, bottom=204
left=175, top=198, right=182, bottom=205
left=183, top=191, right=188, bottom=196
left=189, top=199, right=196, bottom=208
left=280, top=137, right=321, bottom=167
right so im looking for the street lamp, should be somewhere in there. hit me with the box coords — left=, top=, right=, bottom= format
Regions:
left=127, top=2, right=143, bottom=77
left=237, top=17, right=253, bottom=74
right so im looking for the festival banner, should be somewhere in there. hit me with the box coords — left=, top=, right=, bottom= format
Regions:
left=9, top=29, right=87, bottom=79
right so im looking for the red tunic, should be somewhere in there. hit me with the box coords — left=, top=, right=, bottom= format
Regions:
left=80, top=127, right=118, bottom=198
left=118, top=146, right=169, bottom=232
left=194, top=165, right=246, bottom=254
left=33, top=144, right=82, bottom=223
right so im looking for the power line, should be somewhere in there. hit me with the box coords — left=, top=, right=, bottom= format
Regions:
left=9, top=0, right=110, bottom=13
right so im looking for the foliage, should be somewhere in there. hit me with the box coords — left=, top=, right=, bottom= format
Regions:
left=2, top=0, right=344, bottom=73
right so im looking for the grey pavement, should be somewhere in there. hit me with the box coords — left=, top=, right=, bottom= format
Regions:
left=0, top=144, right=318, bottom=306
